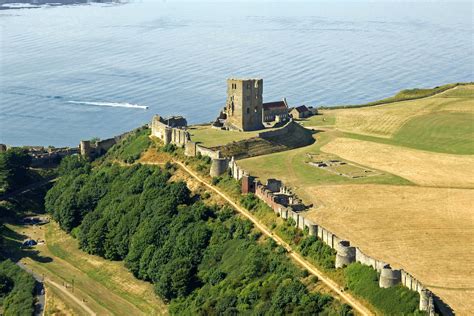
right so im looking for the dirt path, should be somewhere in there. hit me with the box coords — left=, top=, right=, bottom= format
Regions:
left=44, top=279, right=96, bottom=316
left=171, top=160, right=374, bottom=316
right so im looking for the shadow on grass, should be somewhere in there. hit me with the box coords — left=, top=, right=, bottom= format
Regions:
left=1, top=224, right=53, bottom=264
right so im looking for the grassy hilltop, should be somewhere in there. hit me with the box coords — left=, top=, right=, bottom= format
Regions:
left=305, top=83, right=474, bottom=154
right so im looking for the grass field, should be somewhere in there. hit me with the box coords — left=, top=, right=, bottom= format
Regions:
left=238, top=132, right=411, bottom=201
left=299, top=114, right=336, bottom=127
left=188, top=125, right=263, bottom=147
left=1, top=221, right=167, bottom=315
left=322, top=84, right=474, bottom=154
left=392, top=112, right=474, bottom=154
left=333, top=82, right=471, bottom=108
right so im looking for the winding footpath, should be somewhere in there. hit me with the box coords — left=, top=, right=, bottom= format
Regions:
left=45, top=279, right=96, bottom=316
left=173, top=160, right=374, bottom=316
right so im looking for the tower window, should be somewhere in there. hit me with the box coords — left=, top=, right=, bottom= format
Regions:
left=246, top=108, right=250, bottom=114
left=246, top=96, right=250, bottom=101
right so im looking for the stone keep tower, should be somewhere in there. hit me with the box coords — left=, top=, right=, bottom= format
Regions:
left=225, top=78, right=264, bottom=131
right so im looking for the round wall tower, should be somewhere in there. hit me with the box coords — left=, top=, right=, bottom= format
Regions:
left=80, top=140, right=92, bottom=158
left=335, top=240, right=356, bottom=268
left=379, top=265, right=401, bottom=288
left=210, top=158, right=228, bottom=177
left=419, top=289, right=430, bottom=311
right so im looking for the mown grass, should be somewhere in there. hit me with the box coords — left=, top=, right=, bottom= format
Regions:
left=238, top=131, right=412, bottom=202
left=392, top=112, right=474, bottom=155
left=299, top=114, right=336, bottom=127
left=188, top=125, right=262, bottom=147
left=344, top=263, right=422, bottom=315
left=320, top=84, right=473, bottom=155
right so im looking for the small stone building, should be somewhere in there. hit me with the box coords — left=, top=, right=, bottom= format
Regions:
left=290, top=105, right=311, bottom=119
left=262, top=99, right=289, bottom=123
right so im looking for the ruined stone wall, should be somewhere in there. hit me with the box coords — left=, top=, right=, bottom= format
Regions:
left=257, top=119, right=294, bottom=138
left=95, top=138, right=116, bottom=154
left=151, top=116, right=188, bottom=147
left=80, top=126, right=146, bottom=160
left=30, top=147, right=79, bottom=168
left=210, top=158, right=229, bottom=177
left=195, top=145, right=221, bottom=159
left=229, top=157, right=247, bottom=180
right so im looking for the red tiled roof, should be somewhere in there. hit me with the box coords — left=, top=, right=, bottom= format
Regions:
left=263, top=101, right=287, bottom=110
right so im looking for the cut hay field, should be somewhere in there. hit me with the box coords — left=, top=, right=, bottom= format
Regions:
left=323, top=84, right=474, bottom=154
left=237, top=83, right=474, bottom=313
left=304, top=184, right=474, bottom=315
left=321, top=137, right=474, bottom=188
left=2, top=222, right=166, bottom=315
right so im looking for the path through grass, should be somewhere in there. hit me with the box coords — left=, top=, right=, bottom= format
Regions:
left=2, top=222, right=167, bottom=315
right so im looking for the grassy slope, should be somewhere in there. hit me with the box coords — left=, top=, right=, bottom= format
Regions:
left=2, top=221, right=166, bottom=316
left=392, top=112, right=474, bottom=154
left=328, top=82, right=472, bottom=109
left=238, top=131, right=411, bottom=201
left=324, top=84, right=474, bottom=155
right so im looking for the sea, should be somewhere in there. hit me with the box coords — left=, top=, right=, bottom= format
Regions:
left=1, top=0, right=473, bottom=147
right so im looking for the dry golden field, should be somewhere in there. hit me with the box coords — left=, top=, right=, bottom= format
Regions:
left=321, top=137, right=474, bottom=188
left=326, top=85, right=474, bottom=139
left=304, top=184, right=474, bottom=315
left=239, top=84, right=474, bottom=313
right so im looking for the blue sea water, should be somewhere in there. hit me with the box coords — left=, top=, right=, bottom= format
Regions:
left=0, top=1, right=473, bottom=147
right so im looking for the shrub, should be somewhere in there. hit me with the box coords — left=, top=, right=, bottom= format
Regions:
left=0, top=260, right=35, bottom=316
left=344, top=263, right=420, bottom=314
left=298, top=236, right=336, bottom=270
left=162, top=143, right=177, bottom=153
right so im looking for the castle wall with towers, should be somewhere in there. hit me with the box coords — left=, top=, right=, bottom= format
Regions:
left=224, top=78, right=264, bottom=131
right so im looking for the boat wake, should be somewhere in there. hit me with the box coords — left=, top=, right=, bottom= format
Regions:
left=68, top=100, right=148, bottom=110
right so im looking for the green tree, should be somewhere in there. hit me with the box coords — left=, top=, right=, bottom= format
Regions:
left=0, top=148, right=32, bottom=193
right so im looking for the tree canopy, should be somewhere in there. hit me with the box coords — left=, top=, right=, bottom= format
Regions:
left=46, top=157, right=349, bottom=315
